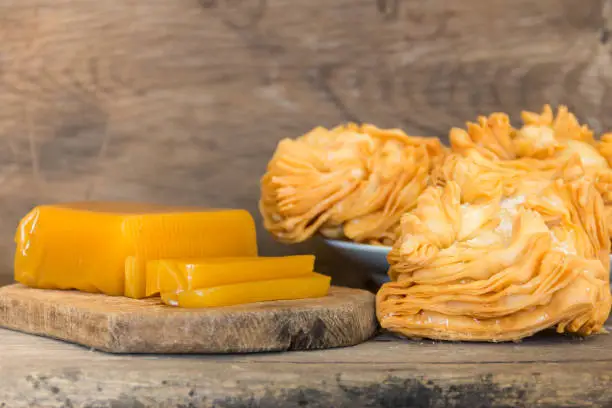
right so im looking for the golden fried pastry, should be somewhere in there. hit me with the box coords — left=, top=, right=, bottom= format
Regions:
left=450, top=105, right=602, bottom=166
left=259, top=123, right=446, bottom=245
left=378, top=177, right=611, bottom=341
left=450, top=105, right=612, bottom=240
left=596, top=134, right=612, bottom=238
left=598, top=133, right=612, bottom=168
left=430, top=148, right=582, bottom=203
left=378, top=107, right=612, bottom=341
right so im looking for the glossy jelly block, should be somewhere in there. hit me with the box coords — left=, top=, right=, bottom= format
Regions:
left=160, top=273, right=331, bottom=308
left=14, top=202, right=258, bottom=298
left=145, top=255, right=315, bottom=297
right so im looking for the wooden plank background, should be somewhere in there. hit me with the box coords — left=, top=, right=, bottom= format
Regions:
left=0, top=0, right=610, bottom=287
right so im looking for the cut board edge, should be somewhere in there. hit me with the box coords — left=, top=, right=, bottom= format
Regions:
left=0, top=284, right=378, bottom=354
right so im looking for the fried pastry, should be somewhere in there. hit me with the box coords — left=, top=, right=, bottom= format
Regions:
left=596, top=134, right=612, bottom=235
left=450, top=105, right=603, bottom=167
left=259, top=123, right=446, bottom=245
left=378, top=107, right=612, bottom=341
left=450, top=105, right=612, bottom=239
left=598, top=133, right=612, bottom=168
left=378, top=177, right=611, bottom=341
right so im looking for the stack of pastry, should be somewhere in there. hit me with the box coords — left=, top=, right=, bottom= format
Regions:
left=261, top=106, right=612, bottom=341
left=379, top=106, right=612, bottom=341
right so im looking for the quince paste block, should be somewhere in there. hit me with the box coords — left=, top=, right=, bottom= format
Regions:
left=161, top=273, right=331, bottom=308
left=146, top=255, right=315, bottom=297
left=14, top=202, right=258, bottom=298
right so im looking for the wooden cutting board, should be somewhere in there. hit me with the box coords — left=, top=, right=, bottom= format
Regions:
left=0, top=284, right=377, bottom=354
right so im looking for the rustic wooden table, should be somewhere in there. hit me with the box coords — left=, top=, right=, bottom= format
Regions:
left=1, top=321, right=611, bottom=408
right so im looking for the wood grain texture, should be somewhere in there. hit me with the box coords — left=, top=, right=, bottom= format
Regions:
left=0, top=321, right=611, bottom=407
left=0, top=0, right=611, bottom=289
left=0, top=284, right=377, bottom=353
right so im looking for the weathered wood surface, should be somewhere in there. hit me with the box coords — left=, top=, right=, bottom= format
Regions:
left=0, top=0, right=611, bottom=289
left=0, top=284, right=377, bottom=353
left=1, top=321, right=611, bottom=408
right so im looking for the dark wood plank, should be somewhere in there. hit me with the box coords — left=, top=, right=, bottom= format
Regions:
left=0, top=0, right=608, bottom=290
left=0, top=320, right=611, bottom=407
